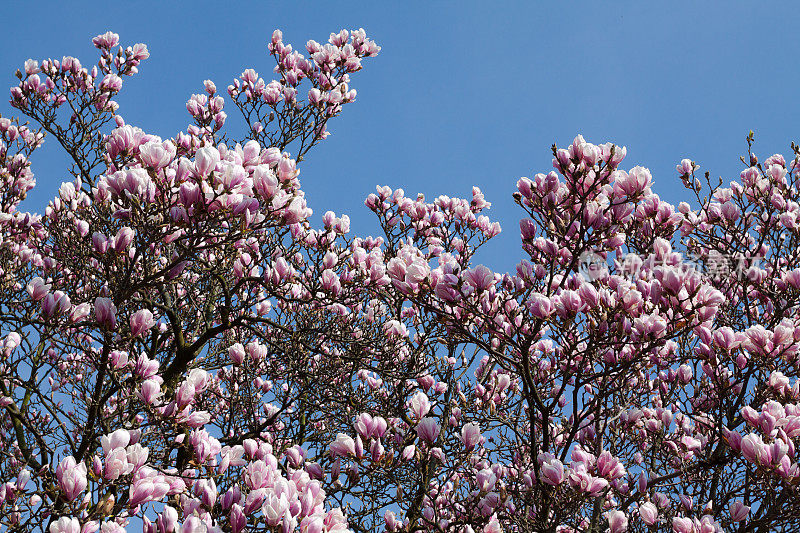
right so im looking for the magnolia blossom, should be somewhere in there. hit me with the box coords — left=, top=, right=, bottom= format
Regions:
left=69, top=302, right=91, bottom=322
left=607, top=510, right=628, bottom=533
left=639, top=502, right=658, bottom=526
left=26, top=277, right=50, bottom=300
left=101, top=429, right=130, bottom=453
left=539, top=456, right=565, bottom=486
left=129, top=476, right=170, bottom=507
left=49, top=517, right=80, bottom=533
left=672, top=517, right=694, bottom=533
left=95, top=297, right=117, bottom=329
left=195, top=146, right=220, bottom=176
left=464, top=265, right=494, bottom=291
left=461, top=422, right=481, bottom=450
left=56, top=456, right=87, bottom=501
left=730, top=501, right=750, bottom=522
left=262, top=493, right=289, bottom=526
left=416, top=417, right=440, bottom=443
left=329, top=433, right=356, bottom=458
left=410, top=391, right=431, bottom=419
left=104, top=448, right=132, bottom=480
left=138, top=379, right=162, bottom=405
left=130, top=309, right=156, bottom=337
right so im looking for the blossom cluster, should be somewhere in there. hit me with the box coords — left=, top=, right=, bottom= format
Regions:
left=2, top=27, right=800, bottom=533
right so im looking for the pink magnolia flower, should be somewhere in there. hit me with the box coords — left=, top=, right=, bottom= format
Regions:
left=639, top=502, right=658, bottom=526
left=228, top=343, right=246, bottom=365
left=568, top=464, right=608, bottom=496
left=178, top=409, right=211, bottom=428
left=529, top=293, right=554, bottom=319
left=43, top=291, right=71, bottom=317
left=416, top=417, right=440, bottom=443
left=740, top=434, right=766, bottom=465
left=607, top=510, right=628, bottom=533
left=92, top=31, right=119, bottom=49
left=483, top=516, right=501, bottom=533
left=277, top=155, right=297, bottom=181
left=615, top=165, right=652, bottom=196
left=195, top=146, right=220, bottom=177
left=596, top=450, right=625, bottom=480
left=384, top=510, right=398, bottom=531
left=104, top=448, right=132, bottom=480
left=555, top=289, right=584, bottom=316
left=729, top=501, right=750, bottom=522
left=476, top=468, right=497, bottom=493
left=283, top=196, right=309, bottom=224
left=100, top=522, right=126, bottom=533
left=321, top=269, right=341, bottom=294
left=180, top=516, right=208, bottom=533
left=126, top=443, right=149, bottom=471
left=69, top=302, right=91, bottom=323
left=100, top=73, right=123, bottom=92
left=354, top=413, right=375, bottom=439
left=230, top=504, right=247, bottom=533
left=138, top=140, right=175, bottom=169
left=677, top=158, right=694, bottom=175
left=175, top=381, right=197, bottom=409
left=129, top=476, right=170, bottom=507
left=370, top=439, right=385, bottom=462
left=134, top=354, right=160, bottom=379
left=464, top=265, right=495, bottom=291
left=49, top=517, right=80, bottom=533
left=402, top=445, right=415, bottom=461
left=329, top=434, right=356, bottom=458
left=23, top=59, right=40, bottom=75
left=129, top=309, right=155, bottom=337
left=101, top=429, right=130, bottom=453
left=416, top=374, right=435, bottom=391
left=92, top=232, right=109, bottom=254
left=26, top=277, right=50, bottom=301
left=671, top=517, right=695, bottom=533
left=262, top=493, right=289, bottom=526
left=539, top=456, right=565, bottom=486
left=253, top=165, right=279, bottom=200
left=371, top=416, right=388, bottom=439
left=410, top=391, right=431, bottom=419
left=244, top=460, right=273, bottom=490
left=95, top=297, right=117, bottom=329
left=56, top=456, right=87, bottom=501
left=114, top=227, right=134, bottom=252
left=1, top=332, right=20, bottom=356
left=461, top=422, right=481, bottom=450
left=405, top=260, right=430, bottom=286
left=383, top=319, right=408, bottom=338
left=322, top=508, right=350, bottom=532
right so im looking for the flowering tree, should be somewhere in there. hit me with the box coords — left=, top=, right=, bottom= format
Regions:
left=0, top=27, right=799, bottom=533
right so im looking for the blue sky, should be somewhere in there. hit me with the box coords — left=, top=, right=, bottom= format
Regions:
left=2, top=1, right=799, bottom=272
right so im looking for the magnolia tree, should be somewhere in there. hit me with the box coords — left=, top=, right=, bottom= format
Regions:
left=0, top=27, right=799, bottom=533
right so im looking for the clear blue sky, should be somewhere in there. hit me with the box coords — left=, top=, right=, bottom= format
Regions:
left=2, top=1, right=799, bottom=272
